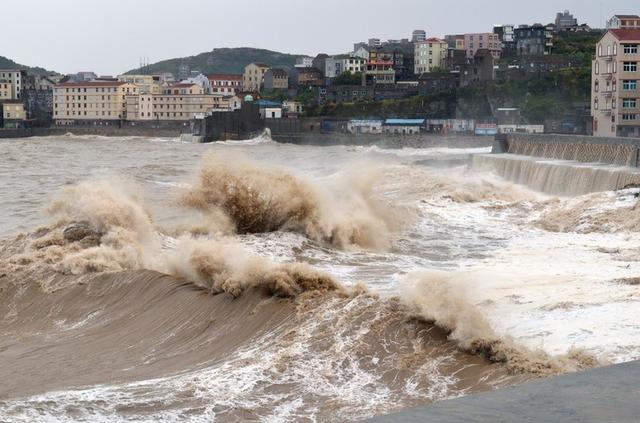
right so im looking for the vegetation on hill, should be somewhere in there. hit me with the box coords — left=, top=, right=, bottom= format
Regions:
left=126, top=48, right=306, bottom=76
left=0, top=55, right=54, bottom=76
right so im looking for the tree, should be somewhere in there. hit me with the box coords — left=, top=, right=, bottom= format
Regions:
left=333, top=71, right=363, bottom=86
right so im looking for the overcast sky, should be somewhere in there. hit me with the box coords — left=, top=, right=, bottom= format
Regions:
left=1, top=0, right=637, bottom=75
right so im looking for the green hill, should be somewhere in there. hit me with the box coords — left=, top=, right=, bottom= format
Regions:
left=0, top=55, right=55, bottom=76
left=126, top=47, right=308, bottom=76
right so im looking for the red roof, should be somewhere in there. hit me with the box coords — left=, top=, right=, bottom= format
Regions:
left=609, top=29, right=640, bottom=40
left=614, top=15, right=640, bottom=19
left=208, top=74, right=243, bottom=80
left=168, top=83, right=199, bottom=88
left=54, top=81, right=127, bottom=87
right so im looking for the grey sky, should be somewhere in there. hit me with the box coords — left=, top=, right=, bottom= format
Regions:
left=2, top=0, right=637, bottom=75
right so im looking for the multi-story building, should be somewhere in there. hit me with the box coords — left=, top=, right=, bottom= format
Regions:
left=125, top=92, right=225, bottom=121
left=464, top=33, right=502, bottom=59
left=555, top=10, right=578, bottom=32
left=515, top=24, right=554, bottom=55
left=368, top=38, right=382, bottom=48
left=289, top=67, right=324, bottom=87
left=1, top=100, right=27, bottom=128
left=592, top=29, right=640, bottom=138
left=414, top=38, right=448, bottom=74
left=162, top=82, right=204, bottom=95
left=364, top=60, right=395, bottom=85
left=264, top=69, right=289, bottom=90
left=0, top=80, right=13, bottom=100
left=412, top=30, right=427, bottom=43
left=243, top=63, right=270, bottom=92
left=295, top=57, right=314, bottom=68
left=69, top=72, right=98, bottom=83
left=117, top=75, right=161, bottom=94
left=607, top=15, right=640, bottom=30
left=181, top=74, right=212, bottom=94
left=53, top=81, right=137, bottom=125
left=340, top=57, right=366, bottom=74
left=0, top=70, right=27, bottom=99
left=208, top=74, right=243, bottom=95
left=444, top=35, right=465, bottom=50
left=494, top=25, right=516, bottom=55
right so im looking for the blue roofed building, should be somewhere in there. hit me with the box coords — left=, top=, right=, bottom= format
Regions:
left=383, top=118, right=425, bottom=134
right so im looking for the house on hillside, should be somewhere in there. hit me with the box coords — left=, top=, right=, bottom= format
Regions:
left=243, top=63, right=270, bottom=92
left=264, top=69, right=289, bottom=91
left=382, top=119, right=425, bottom=134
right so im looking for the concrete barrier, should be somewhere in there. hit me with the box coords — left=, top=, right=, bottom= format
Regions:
left=497, top=133, right=640, bottom=167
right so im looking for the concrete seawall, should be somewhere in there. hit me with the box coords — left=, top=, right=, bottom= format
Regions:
left=493, top=133, right=640, bottom=167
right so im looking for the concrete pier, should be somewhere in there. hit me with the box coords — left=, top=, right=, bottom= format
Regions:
left=366, top=361, right=640, bottom=422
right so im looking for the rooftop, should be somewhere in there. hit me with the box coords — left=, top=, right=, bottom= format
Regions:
left=208, top=74, right=243, bottom=80
left=609, top=28, right=640, bottom=40
left=384, top=119, right=425, bottom=126
left=613, top=15, right=640, bottom=19
left=54, top=81, right=128, bottom=87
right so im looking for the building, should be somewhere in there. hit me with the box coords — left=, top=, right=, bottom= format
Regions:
left=418, top=72, right=458, bottom=95
left=295, top=57, right=314, bottom=68
left=0, top=70, right=27, bottom=99
left=591, top=29, right=640, bottom=138
left=444, top=35, right=465, bottom=50
left=368, top=38, right=382, bottom=48
left=412, top=30, right=427, bottom=43
left=347, top=119, right=383, bottom=134
left=0, top=80, right=13, bottom=100
left=117, top=75, right=161, bottom=94
left=182, top=74, right=213, bottom=94
left=53, top=81, right=137, bottom=125
left=125, top=92, right=225, bottom=121
left=352, top=45, right=371, bottom=60
left=379, top=43, right=415, bottom=80
left=414, top=38, right=448, bottom=74
left=382, top=119, right=425, bottom=134
left=289, top=67, right=324, bottom=87
left=255, top=99, right=282, bottom=119
left=243, top=63, right=270, bottom=92
left=1, top=101, right=27, bottom=128
left=364, top=60, right=396, bottom=85
left=607, top=15, right=640, bottom=30
left=515, top=24, right=554, bottom=55
left=464, top=33, right=502, bottom=59
left=162, top=82, right=204, bottom=95
left=555, top=10, right=578, bottom=32
left=321, top=85, right=374, bottom=105
left=208, top=74, right=243, bottom=95
left=494, top=25, right=516, bottom=55
left=339, top=57, right=366, bottom=74
left=263, top=69, right=289, bottom=90
left=282, top=100, right=303, bottom=117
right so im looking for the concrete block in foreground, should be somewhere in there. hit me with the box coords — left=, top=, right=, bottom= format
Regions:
left=366, top=360, right=640, bottom=423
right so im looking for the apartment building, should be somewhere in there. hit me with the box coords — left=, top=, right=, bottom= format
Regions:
left=208, top=74, right=242, bottom=95
left=125, top=92, right=225, bottom=121
left=117, top=74, right=161, bottom=94
left=53, top=81, right=137, bottom=125
left=414, top=38, right=448, bottom=74
left=364, top=60, right=396, bottom=85
left=464, top=33, right=502, bottom=59
left=0, top=69, right=27, bottom=99
left=592, top=29, right=640, bottom=138
left=340, top=57, right=366, bottom=74
left=243, top=63, right=270, bottom=92
left=264, top=69, right=289, bottom=90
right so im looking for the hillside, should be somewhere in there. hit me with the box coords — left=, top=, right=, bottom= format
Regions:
left=126, top=47, right=307, bottom=76
left=0, top=55, right=54, bottom=76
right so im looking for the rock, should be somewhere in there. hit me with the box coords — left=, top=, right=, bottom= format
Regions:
left=63, top=222, right=101, bottom=243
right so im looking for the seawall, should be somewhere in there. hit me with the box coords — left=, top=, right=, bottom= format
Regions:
left=272, top=133, right=493, bottom=149
left=493, top=133, right=640, bottom=167
left=0, top=124, right=190, bottom=139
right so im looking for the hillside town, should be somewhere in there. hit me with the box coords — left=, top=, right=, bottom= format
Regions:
left=0, top=11, right=639, bottom=138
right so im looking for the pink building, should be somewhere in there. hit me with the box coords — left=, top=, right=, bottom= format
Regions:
left=464, top=33, right=502, bottom=59
left=208, top=74, right=243, bottom=95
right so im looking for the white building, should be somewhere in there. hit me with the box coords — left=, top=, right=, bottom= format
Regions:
left=347, top=119, right=383, bottom=134
left=414, top=38, right=448, bottom=74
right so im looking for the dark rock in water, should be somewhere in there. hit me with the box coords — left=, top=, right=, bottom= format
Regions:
left=621, top=183, right=640, bottom=190
left=63, top=222, right=101, bottom=243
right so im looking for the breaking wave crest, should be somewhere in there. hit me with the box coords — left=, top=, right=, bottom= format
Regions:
left=401, top=270, right=601, bottom=376
left=180, top=153, right=400, bottom=250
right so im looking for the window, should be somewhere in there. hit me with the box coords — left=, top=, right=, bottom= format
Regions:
left=624, top=44, right=639, bottom=55
left=623, top=80, right=638, bottom=90
left=595, top=80, right=599, bottom=92
left=622, top=99, right=637, bottom=108
left=594, top=98, right=599, bottom=110
left=622, top=114, right=638, bottom=120
left=623, top=62, right=638, bottom=72
left=595, top=61, right=599, bottom=74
